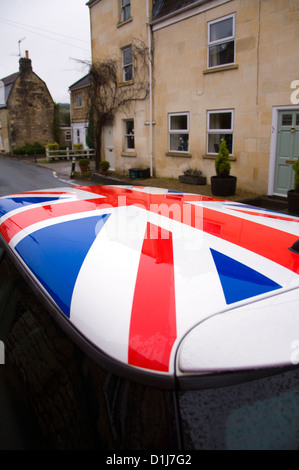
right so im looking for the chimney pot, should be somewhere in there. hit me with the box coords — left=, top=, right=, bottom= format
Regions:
left=19, top=55, right=32, bottom=76
left=25, top=50, right=29, bottom=59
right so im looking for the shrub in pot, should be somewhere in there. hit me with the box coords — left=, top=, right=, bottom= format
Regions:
left=98, top=160, right=110, bottom=175
left=211, top=139, right=236, bottom=197
left=79, top=158, right=89, bottom=173
left=287, top=157, right=299, bottom=215
left=179, top=167, right=207, bottom=185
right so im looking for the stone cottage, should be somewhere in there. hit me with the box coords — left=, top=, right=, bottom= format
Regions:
left=0, top=52, right=54, bottom=154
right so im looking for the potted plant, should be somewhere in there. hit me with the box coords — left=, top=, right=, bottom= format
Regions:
left=98, top=160, right=110, bottom=175
left=287, top=157, right=299, bottom=215
left=79, top=158, right=89, bottom=173
left=129, top=167, right=150, bottom=179
left=179, top=167, right=207, bottom=185
left=211, top=139, right=237, bottom=197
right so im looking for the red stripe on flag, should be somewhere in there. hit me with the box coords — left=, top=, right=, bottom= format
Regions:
left=0, top=198, right=106, bottom=243
left=128, top=223, right=177, bottom=372
left=202, top=208, right=299, bottom=274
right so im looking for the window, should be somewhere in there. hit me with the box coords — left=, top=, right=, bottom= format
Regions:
left=207, top=110, right=234, bottom=155
left=169, top=113, right=189, bottom=153
left=179, top=368, right=299, bottom=450
left=208, top=14, right=235, bottom=68
left=0, top=134, right=3, bottom=150
left=124, top=120, right=134, bottom=150
left=65, top=130, right=72, bottom=141
left=122, top=46, right=133, bottom=82
left=75, top=92, right=82, bottom=107
left=121, top=0, right=131, bottom=22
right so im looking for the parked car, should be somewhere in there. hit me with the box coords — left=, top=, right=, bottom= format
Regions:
left=0, top=184, right=298, bottom=450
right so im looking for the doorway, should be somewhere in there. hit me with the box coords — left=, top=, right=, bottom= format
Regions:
left=272, top=109, right=299, bottom=197
left=104, top=125, right=115, bottom=170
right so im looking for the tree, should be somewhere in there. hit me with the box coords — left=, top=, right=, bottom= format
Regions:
left=52, top=103, right=60, bottom=144
left=86, top=39, right=151, bottom=170
left=215, top=139, right=231, bottom=177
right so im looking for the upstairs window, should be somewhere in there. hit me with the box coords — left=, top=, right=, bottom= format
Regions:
left=121, top=0, right=131, bottom=22
left=169, top=113, right=189, bottom=153
left=122, top=46, right=133, bottom=82
left=75, top=92, right=82, bottom=108
left=208, top=14, right=235, bottom=68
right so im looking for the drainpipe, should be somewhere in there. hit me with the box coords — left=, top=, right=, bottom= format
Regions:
left=146, top=0, right=153, bottom=177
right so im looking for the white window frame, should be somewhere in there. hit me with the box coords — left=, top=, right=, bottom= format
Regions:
left=168, top=112, right=190, bottom=153
left=65, top=130, right=72, bottom=141
left=122, top=46, right=133, bottom=82
left=124, top=119, right=135, bottom=151
left=76, top=92, right=82, bottom=108
left=121, top=0, right=131, bottom=22
left=207, top=13, right=236, bottom=69
left=0, top=134, right=4, bottom=150
left=207, top=109, right=234, bottom=155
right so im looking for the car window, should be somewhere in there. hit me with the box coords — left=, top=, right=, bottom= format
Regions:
left=0, top=247, right=179, bottom=450
left=179, top=368, right=299, bottom=450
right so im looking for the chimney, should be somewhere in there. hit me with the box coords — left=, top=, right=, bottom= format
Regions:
left=19, top=51, right=32, bottom=76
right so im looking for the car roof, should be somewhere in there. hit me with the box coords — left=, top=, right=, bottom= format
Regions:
left=1, top=185, right=299, bottom=384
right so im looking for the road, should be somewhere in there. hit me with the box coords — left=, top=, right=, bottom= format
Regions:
left=0, top=156, right=76, bottom=196
left=0, top=156, right=82, bottom=449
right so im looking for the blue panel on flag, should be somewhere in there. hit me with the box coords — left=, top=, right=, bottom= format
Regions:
left=210, top=248, right=282, bottom=304
left=0, top=197, right=64, bottom=217
left=15, top=214, right=110, bottom=317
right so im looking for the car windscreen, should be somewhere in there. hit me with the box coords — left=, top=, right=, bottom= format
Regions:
left=178, top=367, right=299, bottom=450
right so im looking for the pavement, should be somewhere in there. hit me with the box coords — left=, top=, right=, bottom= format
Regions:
left=34, top=157, right=295, bottom=215
left=35, top=157, right=96, bottom=185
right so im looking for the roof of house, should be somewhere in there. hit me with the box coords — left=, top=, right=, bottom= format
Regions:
left=152, top=0, right=211, bottom=21
left=0, top=72, right=19, bottom=109
left=69, top=74, right=92, bottom=92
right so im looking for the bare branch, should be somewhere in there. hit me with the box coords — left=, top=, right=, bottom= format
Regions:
left=85, top=38, right=151, bottom=169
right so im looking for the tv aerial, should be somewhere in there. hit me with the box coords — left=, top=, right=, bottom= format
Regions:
left=9, top=37, right=26, bottom=58
left=18, top=37, right=26, bottom=57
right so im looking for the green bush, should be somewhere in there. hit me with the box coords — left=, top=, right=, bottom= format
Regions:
left=13, top=141, right=45, bottom=155
left=215, top=139, right=231, bottom=177
left=99, top=160, right=110, bottom=171
left=79, top=158, right=89, bottom=167
left=74, top=143, right=83, bottom=154
left=45, top=142, right=59, bottom=151
left=293, top=157, right=299, bottom=193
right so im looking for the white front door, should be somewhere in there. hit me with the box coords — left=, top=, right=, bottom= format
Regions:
left=104, top=125, right=115, bottom=170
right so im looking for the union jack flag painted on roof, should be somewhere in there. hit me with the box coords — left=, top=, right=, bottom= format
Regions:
left=1, top=185, right=299, bottom=375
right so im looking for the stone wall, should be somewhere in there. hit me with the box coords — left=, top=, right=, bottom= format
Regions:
left=8, top=58, right=54, bottom=149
